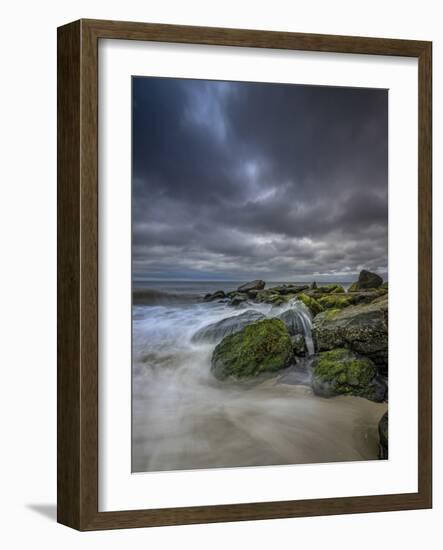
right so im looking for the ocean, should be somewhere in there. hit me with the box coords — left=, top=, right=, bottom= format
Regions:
left=131, top=280, right=386, bottom=472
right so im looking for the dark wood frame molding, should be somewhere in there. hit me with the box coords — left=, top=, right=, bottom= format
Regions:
left=57, top=19, right=432, bottom=530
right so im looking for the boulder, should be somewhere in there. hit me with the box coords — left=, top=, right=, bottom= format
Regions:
left=276, top=309, right=306, bottom=336
left=237, top=280, right=266, bottom=293
left=254, top=289, right=272, bottom=303
left=312, top=297, right=388, bottom=367
left=203, top=290, right=226, bottom=302
left=313, top=284, right=345, bottom=294
left=230, top=293, right=248, bottom=306
left=191, top=310, right=265, bottom=343
left=332, top=286, right=346, bottom=294
left=254, top=290, right=288, bottom=305
left=267, top=294, right=286, bottom=306
left=211, top=319, right=294, bottom=380
left=296, top=293, right=324, bottom=317
left=311, top=348, right=386, bottom=401
left=378, top=411, right=389, bottom=459
left=371, top=294, right=389, bottom=305
left=350, top=270, right=383, bottom=291
left=317, top=294, right=355, bottom=310
left=341, top=289, right=387, bottom=305
left=268, top=284, right=309, bottom=295
left=292, top=334, right=306, bottom=356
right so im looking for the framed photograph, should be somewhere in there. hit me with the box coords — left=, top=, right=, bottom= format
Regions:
left=57, top=19, right=432, bottom=530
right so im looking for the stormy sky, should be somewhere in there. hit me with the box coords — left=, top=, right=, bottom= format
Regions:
left=132, top=77, right=388, bottom=282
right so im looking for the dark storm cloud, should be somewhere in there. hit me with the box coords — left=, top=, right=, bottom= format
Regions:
left=132, top=77, right=388, bottom=282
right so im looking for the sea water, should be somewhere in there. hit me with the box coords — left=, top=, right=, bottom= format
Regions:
left=131, top=281, right=386, bottom=472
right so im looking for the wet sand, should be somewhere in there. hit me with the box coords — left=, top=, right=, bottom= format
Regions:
left=132, top=371, right=387, bottom=472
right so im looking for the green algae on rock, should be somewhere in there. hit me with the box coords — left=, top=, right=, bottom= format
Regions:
left=312, top=298, right=388, bottom=367
left=211, top=318, right=294, bottom=380
left=191, top=310, right=266, bottom=343
left=313, top=284, right=345, bottom=294
left=296, top=293, right=324, bottom=316
left=312, top=348, right=384, bottom=401
left=317, top=294, right=355, bottom=310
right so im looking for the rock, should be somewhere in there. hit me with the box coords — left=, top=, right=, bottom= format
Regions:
left=277, top=309, right=306, bottom=336
left=267, top=294, right=285, bottom=306
left=312, top=298, right=388, bottom=367
left=331, top=285, right=346, bottom=294
left=211, top=319, right=294, bottom=380
left=378, top=411, right=389, bottom=458
left=254, top=289, right=272, bottom=303
left=313, top=284, right=345, bottom=294
left=311, top=281, right=317, bottom=290
left=254, top=290, right=288, bottom=305
left=191, top=310, right=266, bottom=343
left=317, top=294, right=355, bottom=310
left=296, top=293, right=324, bottom=317
left=203, top=290, right=225, bottom=302
left=230, top=293, right=248, bottom=306
left=237, top=280, right=265, bottom=293
left=350, top=270, right=383, bottom=291
left=292, top=334, right=306, bottom=355
left=381, top=282, right=389, bottom=290
left=371, top=294, right=389, bottom=305
left=311, top=349, right=385, bottom=401
left=268, top=284, right=309, bottom=295
left=344, top=289, right=387, bottom=305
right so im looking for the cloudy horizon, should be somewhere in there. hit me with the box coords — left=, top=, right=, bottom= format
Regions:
left=132, top=77, right=388, bottom=283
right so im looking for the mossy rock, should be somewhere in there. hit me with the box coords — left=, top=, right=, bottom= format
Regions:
left=268, top=284, right=309, bottom=295
left=314, top=284, right=344, bottom=294
left=371, top=294, right=388, bottom=305
left=229, top=292, right=248, bottom=305
left=317, top=294, right=355, bottom=310
left=254, top=290, right=294, bottom=306
left=254, top=290, right=273, bottom=303
left=211, top=319, right=294, bottom=380
left=348, top=282, right=359, bottom=292
left=297, top=293, right=323, bottom=316
left=191, top=310, right=266, bottom=343
left=331, top=285, right=345, bottom=293
left=267, top=294, right=285, bottom=306
left=312, top=348, right=385, bottom=401
left=312, top=299, right=388, bottom=367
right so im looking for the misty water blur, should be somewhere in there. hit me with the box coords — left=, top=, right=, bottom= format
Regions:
left=132, top=283, right=386, bottom=473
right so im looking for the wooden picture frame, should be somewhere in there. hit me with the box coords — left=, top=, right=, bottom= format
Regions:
left=57, top=19, right=432, bottom=530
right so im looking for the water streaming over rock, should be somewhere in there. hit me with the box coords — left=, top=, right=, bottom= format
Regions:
left=281, top=298, right=315, bottom=356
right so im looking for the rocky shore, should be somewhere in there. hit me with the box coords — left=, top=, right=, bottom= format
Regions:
left=196, top=270, right=388, bottom=458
